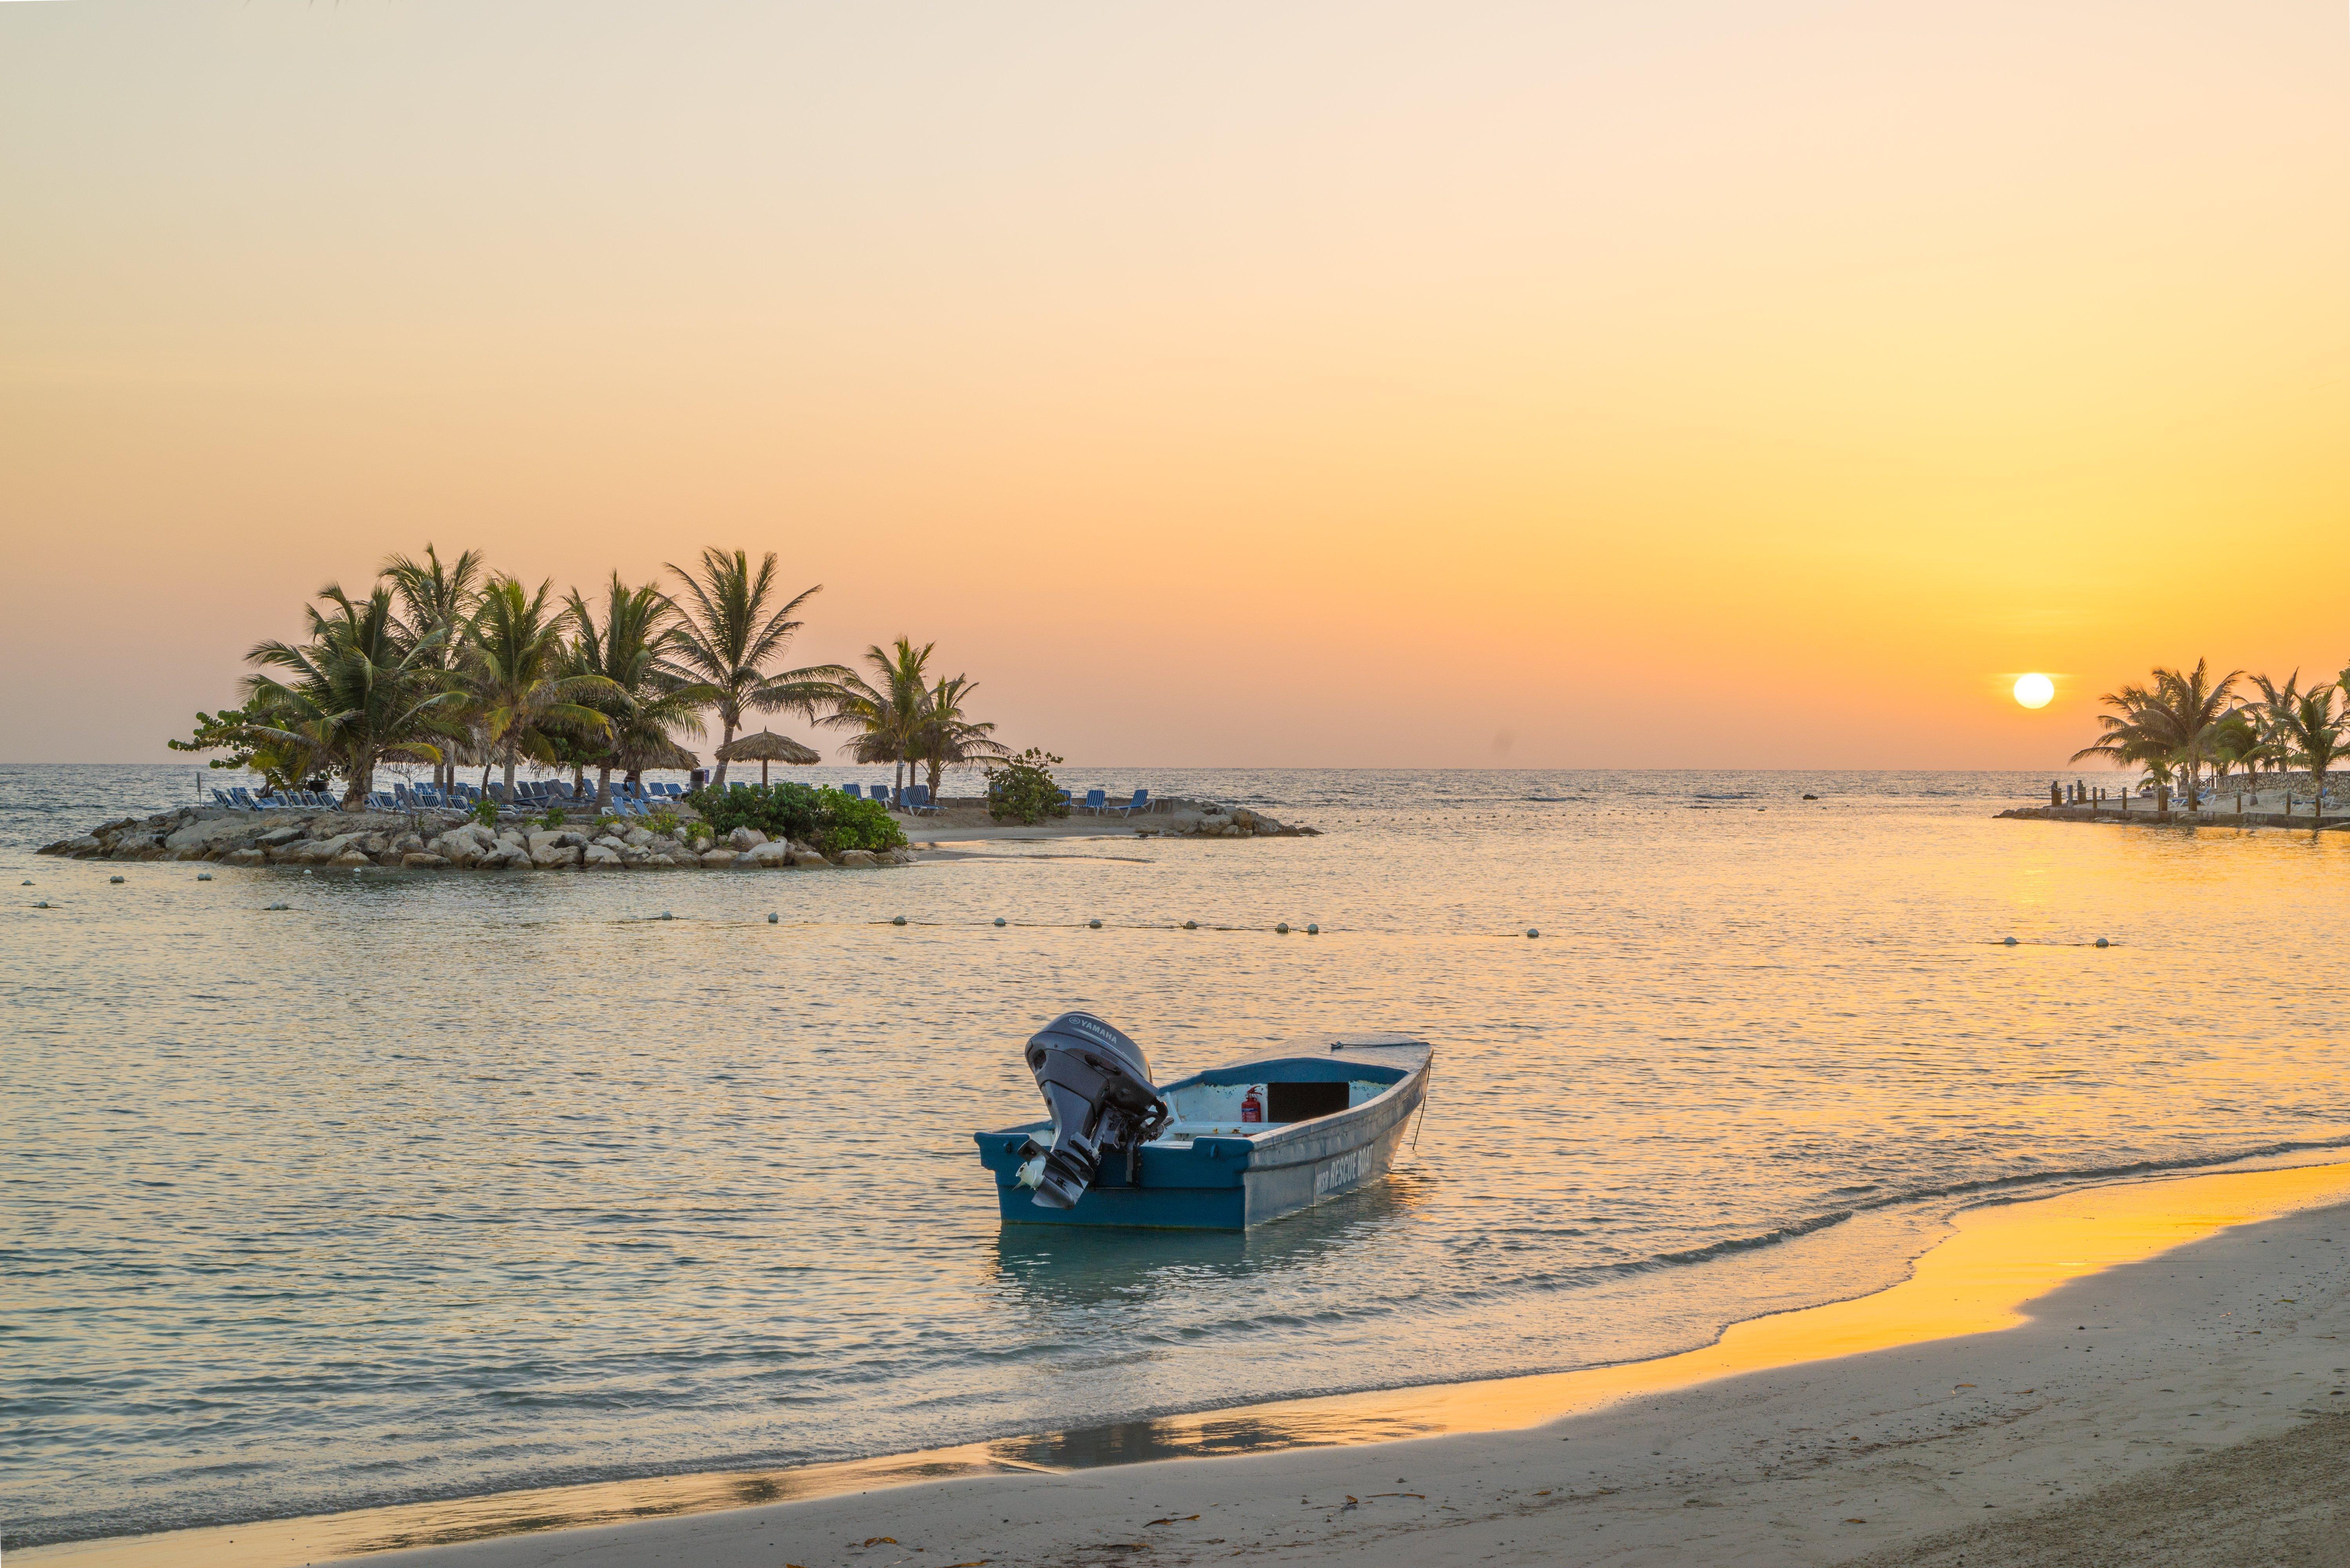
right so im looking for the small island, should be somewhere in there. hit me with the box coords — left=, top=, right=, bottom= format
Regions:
left=86, top=539, right=1316, bottom=870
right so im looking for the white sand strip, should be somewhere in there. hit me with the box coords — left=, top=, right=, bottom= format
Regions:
left=30, top=1162, right=2350, bottom=1568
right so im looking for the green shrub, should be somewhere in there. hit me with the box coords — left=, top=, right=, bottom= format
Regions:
left=985, top=748, right=1068, bottom=825
left=650, top=808, right=679, bottom=837
left=470, top=797, right=499, bottom=828
left=539, top=808, right=567, bottom=829
left=681, top=781, right=907, bottom=855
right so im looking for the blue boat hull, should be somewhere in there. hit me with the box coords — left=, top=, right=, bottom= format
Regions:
left=975, top=1033, right=1431, bottom=1230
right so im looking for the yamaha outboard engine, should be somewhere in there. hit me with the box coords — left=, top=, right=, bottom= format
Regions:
left=1020, top=1011, right=1171, bottom=1209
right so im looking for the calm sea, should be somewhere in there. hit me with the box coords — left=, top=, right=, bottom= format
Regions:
left=7, top=763, right=2349, bottom=1547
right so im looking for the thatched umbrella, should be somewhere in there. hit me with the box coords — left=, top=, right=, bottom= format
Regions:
left=617, top=736, right=701, bottom=775
left=714, top=729, right=820, bottom=785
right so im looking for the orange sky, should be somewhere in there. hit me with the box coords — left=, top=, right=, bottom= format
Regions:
left=4, top=1, right=2346, bottom=768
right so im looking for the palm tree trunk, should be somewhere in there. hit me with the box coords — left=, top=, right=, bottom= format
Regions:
left=503, top=745, right=517, bottom=794
left=596, top=762, right=613, bottom=807
left=714, top=715, right=736, bottom=787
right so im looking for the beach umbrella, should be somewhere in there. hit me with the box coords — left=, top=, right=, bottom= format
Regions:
left=714, top=729, right=820, bottom=785
left=616, top=736, right=702, bottom=774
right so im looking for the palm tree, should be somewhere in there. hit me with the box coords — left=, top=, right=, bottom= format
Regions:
left=908, top=673, right=1009, bottom=800
left=817, top=637, right=933, bottom=797
left=2268, top=683, right=2347, bottom=821
left=665, top=548, right=845, bottom=786
left=380, top=544, right=486, bottom=792
left=566, top=574, right=713, bottom=804
left=456, top=576, right=620, bottom=794
left=2071, top=659, right=2242, bottom=811
left=245, top=583, right=457, bottom=804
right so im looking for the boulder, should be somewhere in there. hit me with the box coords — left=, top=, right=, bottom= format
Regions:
left=331, top=849, right=373, bottom=866
left=619, top=845, right=652, bottom=866
left=360, top=834, right=391, bottom=856
left=111, top=835, right=161, bottom=860
left=221, top=848, right=266, bottom=867
left=593, top=833, right=628, bottom=851
left=164, top=816, right=260, bottom=855
left=745, top=840, right=794, bottom=867
left=622, top=826, right=654, bottom=848
left=481, top=843, right=530, bottom=869
left=401, top=852, right=450, bottom=869
left=257, top=826, right=306, bottom=847
left=835, top=848, right=878, bottom=869
left=583, top=844, right=623, bottom=869
left=728, top=826, right=768, bottom=850
left=699, top=848, right=739, bottom=868
left=643, top=853, right=679, bottom=868
left=530, top=840, right=582, bottom=869
left=787, top=846, right=832, bottom=868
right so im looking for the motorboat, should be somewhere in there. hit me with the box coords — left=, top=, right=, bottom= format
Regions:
left=973, top=1012, right=1433, bottom=1229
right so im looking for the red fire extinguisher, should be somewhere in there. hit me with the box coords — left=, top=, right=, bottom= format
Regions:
left=1241, top=1085, right=1264, bottom=1123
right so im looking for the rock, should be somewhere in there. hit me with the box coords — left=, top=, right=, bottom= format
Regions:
left=530, top=840, right=581, bottom=869
left=496, top=829, right=527, bottom=849
left=391, top=833, right=425, bottom=855
left=481, top=843, right=530, bottom=869
left=583, top=844, right=623, bottom=869
left=623, top=826, right=654, bottom=848
left=728, top=826, right=767, bottom=850
left=331, top=849, right=373, bottom=866
left=619, top=845, right=651, bottom=866
left=164, top=816, right=260, bottom=855
left=643, top=853, right=678, bottom=868
left=835, top=848, right=878, bottom=869
left=360, top=834, right=390, bottom=856
left=699, top=848, right=739, bottom=868
left=111, top=835, right=162, bottom=859
left=593, top=833, right=628, bottom=850
left=257, top=826, right=306, bottom=847
left=745, top=840, right=793, bottom=867
left=221, top=848, right=266, bottom=866
left=401, top=852, right=450, bottom=869
left=788, top=846, right=832, bottom=868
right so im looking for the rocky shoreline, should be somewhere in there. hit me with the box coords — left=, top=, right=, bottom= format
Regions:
left=37, top=796, right=1317, bottom=871
left=39, top=807, right=917, bottom=871
left=1997, top=804, right=2350, bottom=831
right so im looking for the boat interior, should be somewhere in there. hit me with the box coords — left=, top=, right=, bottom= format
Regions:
left=1149, top=1059, right=1412, bottom=1143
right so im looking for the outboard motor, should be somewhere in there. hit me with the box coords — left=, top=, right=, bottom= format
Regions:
left=1020, top=1011, right=1171, bottom=1209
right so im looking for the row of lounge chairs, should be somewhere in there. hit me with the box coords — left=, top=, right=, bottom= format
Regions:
left=1064, top=788, right=1150, bottom=818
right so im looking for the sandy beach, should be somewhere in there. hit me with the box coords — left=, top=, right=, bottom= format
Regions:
left=35, top=1161, right=2350, bottom=1568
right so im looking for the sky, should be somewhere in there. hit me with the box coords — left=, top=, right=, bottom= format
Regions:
left=3, top=0, right=2346, bottom=769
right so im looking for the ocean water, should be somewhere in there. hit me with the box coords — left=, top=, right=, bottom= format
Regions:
left=7, top=763, right=2350, bottom=1547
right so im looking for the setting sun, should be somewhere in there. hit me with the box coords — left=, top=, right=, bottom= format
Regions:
left=2012, top=673, right=2056, bottom=710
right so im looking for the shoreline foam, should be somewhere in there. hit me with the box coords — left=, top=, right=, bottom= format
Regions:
left=29, top=1160, right=2350, bottom=1568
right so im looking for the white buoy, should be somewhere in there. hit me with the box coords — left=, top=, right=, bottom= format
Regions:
left=892, top=915, right=908, bottom=926
left=1306, top=923, right=1320, bottom=935
left=2095, top=937, right=2109, bottom=948
left=1276, top=922, right=1290, bottom=934
left=1182, top=920, right=1197, bottom=929
left=2003, top=936, right=2018, bottom=946
left=994, top=916, right=1007, bottom=926
left=266, top=902, right=289, bottom=911
left=1527, top=928, right=1539, bottom=939
left=19, top=880, right=31, bottom=886
left=768, top=912, right=779, bottom=923
left=1088, top=918, right=1102, bottom=929
left=659, top=911, right=674, bottom=921
left=197, top=872, right=213, bottom=881
left=35, top=900, right=51, bottom=908
left=109, top=875, right=125, bottom=884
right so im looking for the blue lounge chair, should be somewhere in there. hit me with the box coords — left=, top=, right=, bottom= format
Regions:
left=212, top=788, right=242, bottom=811
left=842, top=783, right=863, bottom=800
left=393, top=784, right=415, bottom=810
left=1078, top=788, right=1107, bottom=815
left=1105, top=788, right=1149, bottom=818
left=901, top=784, right=934, bottom=815
left=1056, top=789, right=1073, bottom=809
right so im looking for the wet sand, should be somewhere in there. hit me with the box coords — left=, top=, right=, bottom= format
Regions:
left=30, top=1161, right=2350, bottom=1568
